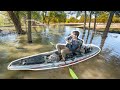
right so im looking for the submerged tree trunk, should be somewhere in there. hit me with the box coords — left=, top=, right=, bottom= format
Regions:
left=7, top=11, right=23, bottom=34
left=100, top=36, right=107, bottom=50
left=102, top=11, right=115, bottom=38
left=86, top=11, right=92, bottom=43
left=27, top=11, right=32, bottom=43
left=32, top=21, right=39, bottom=35
left=90, top=12, right=97, bottom=44
left=82, top=11, right=87, bottom=39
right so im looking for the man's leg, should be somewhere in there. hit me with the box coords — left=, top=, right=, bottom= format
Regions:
left=61, top=47, right=71, bottom=61
left=56, top=43, right=66, bottom=54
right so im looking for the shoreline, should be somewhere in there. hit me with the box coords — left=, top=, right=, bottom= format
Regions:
left=71, top=26, right=120, bottom=34
left=66, top=23, right=120, bottom=34
left=0, top=23, right=120, bottom=34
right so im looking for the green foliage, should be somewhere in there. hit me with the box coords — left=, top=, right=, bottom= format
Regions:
left=70, top=17, right=78, bottom=23
left=0, top=14, right=5, bottom=26
left=112, top=15, right=120, bottom=23
left=32, top=11, right=41, bottom=21
left=66, top=17, right=79, bottom=23
left=0, top=11, right=120, bottom=27
left=78, top=11, right=120, bottom=23
left=79, top=15, right=85, bottom=23
left=0, top=12, right=14, bottom=26
left=79, top=15, right=89, bottom=23
left=97, top=12, right=109, bottom=23
left=76, top=11, right=82, bottom=18
left=45, top=11, right=67, bottom=24
left=66, top=19, right=70, bottom=23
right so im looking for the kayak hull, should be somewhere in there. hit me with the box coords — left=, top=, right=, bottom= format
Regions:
left=7, top=44, right=101, bottom=71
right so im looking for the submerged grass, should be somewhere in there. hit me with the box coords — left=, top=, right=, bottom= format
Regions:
left=0, top=25, right=120, bottom=79
left=0, top=41, right=53, bottom=59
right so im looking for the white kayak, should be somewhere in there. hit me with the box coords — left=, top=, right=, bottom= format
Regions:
left=7, top=44, right=101, bottom=71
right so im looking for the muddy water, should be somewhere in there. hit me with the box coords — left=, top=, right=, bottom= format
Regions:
left=0, top=25, right=120, bottom=79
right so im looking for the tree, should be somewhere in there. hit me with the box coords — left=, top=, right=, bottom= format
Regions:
left=27, top=11, right=32, bottom=43
left=90, top=11, right=97, bottom=44
left=46, top=11, right=54, bottom=25
left=69, top=17, right=78, bottom=23
left=79, top=15, right=85, bottom=23
left=45, top=11, right=67, bottom=24
left=96, top=12, right=109, bottom=23
left=41, top=11, right=47, bottom=24
left=102, top=11, right=115, bottom=38
left=100, top=36, right=106, bottom=50
left=32, top=11, right=41, bottom=21
left=82, top=11, right=87, bottom=39
left=7, top=11, right=24, bottom=34
left=86, top=11, right=92, bottom=43
left=112, top=15, right=120, bottom=23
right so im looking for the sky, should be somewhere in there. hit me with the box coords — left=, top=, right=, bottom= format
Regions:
left=67, top=14, right=81, bottom=19
left=66, top=11, right=95, bottom=19
left=65, top=11, right=80, bottom=19
left=0, top=11, right=95, bottom=20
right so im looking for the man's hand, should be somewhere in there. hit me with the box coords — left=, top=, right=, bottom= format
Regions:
left=66, top=40, right=71, bottom=44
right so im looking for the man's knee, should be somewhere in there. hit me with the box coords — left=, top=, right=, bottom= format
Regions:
left=61, top=49, right=66, bottom=57
left=56, top=44, right=65, bottom=49
left=61, top=49, right=66, bottom=54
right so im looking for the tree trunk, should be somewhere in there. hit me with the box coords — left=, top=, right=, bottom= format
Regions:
left=100, top=36, right=106, bottom=50
left=42, top=12, right=45, bottom=24
left=48, top=17, right=51, bottom=25
left=15, top=11, right=20, bottom=21
left=42, top=11, right=47, bottom=24
left=7, top=11, right=23, bottom=34
left=93, top=12, right=97, bottom=33
left=82, top=11, right=87, bottom=39
left=48, top=20, right=50, bottom=25
left=24, top=16, right=27, bottom=32
left=27, top=11, right=32, bottom=43
left=102, top=11, right=115, bottom=38
left=32, top=21, right=39, bottom=35
left=86, top=11, right=92, bottom=43
left=90, top=12, right=97, bottom=44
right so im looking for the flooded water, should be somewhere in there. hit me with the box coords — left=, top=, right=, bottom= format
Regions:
left=0, top=25, right=120, bottom=79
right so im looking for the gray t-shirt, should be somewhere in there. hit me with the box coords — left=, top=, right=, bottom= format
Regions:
left=65, top=35, right=83, bottom=51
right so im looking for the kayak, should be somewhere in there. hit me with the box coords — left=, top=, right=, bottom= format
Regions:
left=7, top=44, right=101, bottom=71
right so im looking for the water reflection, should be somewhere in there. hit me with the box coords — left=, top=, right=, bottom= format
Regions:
left=89, top=32, right=94, bottom=44
left=0, top=25, right=120, bottom=79
left=1, top=26, right=120, bottom=57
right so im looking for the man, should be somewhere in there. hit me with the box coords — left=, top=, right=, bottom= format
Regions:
left=56, top=31, right=83, bottom=61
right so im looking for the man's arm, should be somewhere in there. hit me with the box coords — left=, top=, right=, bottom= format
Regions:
left=65, top=35, right=72, bottom=43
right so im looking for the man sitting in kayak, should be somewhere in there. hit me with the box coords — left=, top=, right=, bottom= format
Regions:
left=56, top=31, right=83, bottom=61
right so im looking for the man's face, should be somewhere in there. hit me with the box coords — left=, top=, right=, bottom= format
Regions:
left=71, top=32, right=77, bottom=38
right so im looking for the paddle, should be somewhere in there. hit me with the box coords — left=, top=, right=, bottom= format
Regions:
left=68, top=67, right=78, bottom=79
left=50, top=42, right=79, bottom=79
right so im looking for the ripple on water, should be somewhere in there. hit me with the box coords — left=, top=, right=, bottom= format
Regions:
left=0, top=26, right=120, bottom=79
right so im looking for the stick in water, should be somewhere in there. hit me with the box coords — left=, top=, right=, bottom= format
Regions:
left=50, top=42, right=56, bottom=48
